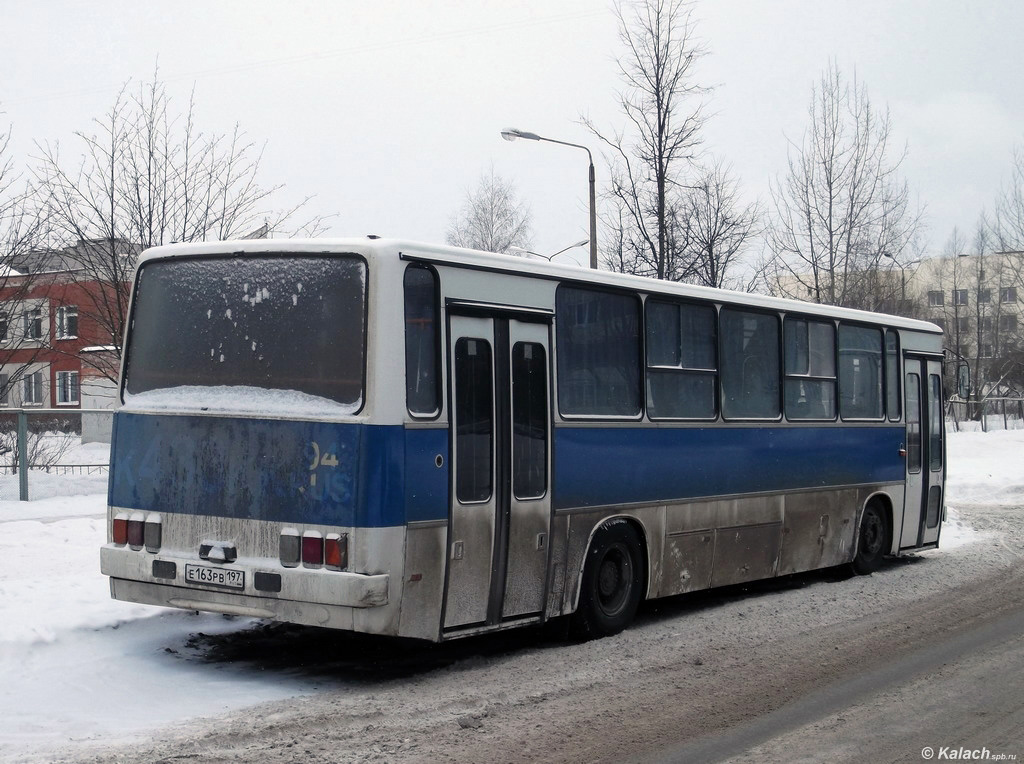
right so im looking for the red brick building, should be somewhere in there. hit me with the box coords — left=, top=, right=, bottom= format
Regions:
left=0, top=240, right=132, bottom=410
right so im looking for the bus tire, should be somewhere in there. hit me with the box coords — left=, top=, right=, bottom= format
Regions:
left=571, top=520, right=644, bottom=640
left=851, top=501, right=890, bottom=575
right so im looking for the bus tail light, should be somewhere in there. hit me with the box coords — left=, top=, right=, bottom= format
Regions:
left=112, top=513, right=129, bottom=545
left=325, top=534, right=348, bottom=570
left=127, top=513, right=146, bottom=549
left=301, top=531, right=323, bottom=568
left=144, top=514, right=162, bottom=552
left=280, top=528, right=300, bottom=568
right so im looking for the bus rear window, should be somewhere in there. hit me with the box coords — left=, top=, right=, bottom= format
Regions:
left=124, top=255, right=366, bottom=408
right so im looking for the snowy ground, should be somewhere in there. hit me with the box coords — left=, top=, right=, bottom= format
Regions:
left=0, top=437, right=111, bottom=504
left=0, top=430, right=1020, bottom=763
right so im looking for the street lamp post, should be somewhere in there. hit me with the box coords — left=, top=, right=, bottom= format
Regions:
left=501, top=128, right=598, bottom=270
left=882, top=252, right=907, bottom=305
left=510, top=239, right=589, bottom=262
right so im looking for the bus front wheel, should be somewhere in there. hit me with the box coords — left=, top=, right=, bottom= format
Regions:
left=851, top=501, right=891, bottom=575
left=571, top=520, right=644, bottom=640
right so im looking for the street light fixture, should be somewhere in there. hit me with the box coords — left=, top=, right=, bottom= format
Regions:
left=509, top=239, right=589, bottom=262
left=882, top=252, right=921, bottom=309
left=501, top=128, right=598, bottom=270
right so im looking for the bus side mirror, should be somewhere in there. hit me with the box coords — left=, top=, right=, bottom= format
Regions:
left=956, top=363, right=970, bottom=399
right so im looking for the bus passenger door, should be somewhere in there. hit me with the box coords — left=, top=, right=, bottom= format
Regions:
left=501, top=320, right=551, bottom=619
left=444, top=313, right=552, bottom=630
left=445, top=315, right=499, bottom=629
left=899, top=357, right=944, bottom=548
left=920, top=358, right=944, bottom=546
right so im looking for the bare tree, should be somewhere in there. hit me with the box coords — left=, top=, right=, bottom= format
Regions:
left=446, top=168, right=532, bottom=254
left=993, top=141, right=1024, bottom=314
left=585, top=0, right=710, bottom=281
left=0, top=119, right=56, bottom=405
left=995, top=142, right=1024, bottom=249
left=31, top=73, right=328, bottom=383
left=765, top=64, right=922, bottom=309
left=933, top=227, right=971, bottom=359
left=929, top=219, right=1022, bottom=420
left=678, top=160, right=761, bottom=288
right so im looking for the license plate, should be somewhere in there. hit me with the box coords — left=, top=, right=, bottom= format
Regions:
left=184, top=564, right=245, bottom=590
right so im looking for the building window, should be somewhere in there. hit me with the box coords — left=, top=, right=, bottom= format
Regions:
left=0, top=373, right=8, bottom=406
left=56, top=371, right=80, bottom=405
left=0, top=312, right=7, bottom=342
left=979, top=344, right=993, bottom=358
left=931, top=317, right=946, bottom=332
left=978, top=288, right=991, bottom=304
left=22, top=371, right=43, bottom=405
left=23, top=308, right=42, bottom=340
left=783, top=317, right=836, bottom=420
left=956, top=316, right=969, bottom=333
left=999, top=314, right=1018, bottom=332
left=645, top=299, right=717, bottom=419
left=928, top=291, right=944, bottom=307
left=981, top=316, right=993, bottom=332
left=952, top=289, right=968, bottom=306
left=56, top=306, right=79, bottom=339
left=1001, top=287, right=1018, bottom=304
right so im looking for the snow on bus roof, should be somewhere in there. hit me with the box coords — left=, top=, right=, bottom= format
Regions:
left=137, top=237, right=942, bottom=335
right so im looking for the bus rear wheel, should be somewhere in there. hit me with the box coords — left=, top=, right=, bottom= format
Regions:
left=571, top=520, right=644, bottom=640
left=851, top=501, right=890, bottom=575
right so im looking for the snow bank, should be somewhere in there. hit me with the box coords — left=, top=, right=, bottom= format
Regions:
left=945, top=429, right=1024, bottom=507
left=0, top=511, right=159, bottom=644
left=0, top=437, right=110, bottom=503
left=0, top=492, right=306, bottom=760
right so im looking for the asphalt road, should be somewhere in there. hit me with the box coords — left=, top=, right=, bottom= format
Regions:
left=650, top=591, right=1024, bottom=763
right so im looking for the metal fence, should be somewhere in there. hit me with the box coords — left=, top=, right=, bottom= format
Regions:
left=0, top=408, right=113, bottom=502
left=946, top=396, right=1024, bottom=432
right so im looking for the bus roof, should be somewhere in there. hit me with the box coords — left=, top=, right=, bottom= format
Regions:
left=137, top=237, right=943, bottom=336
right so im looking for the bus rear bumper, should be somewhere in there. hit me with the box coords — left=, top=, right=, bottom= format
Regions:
left=101, top=545, right=390, bottom=611
left=108, top=576, right=397, bottom=631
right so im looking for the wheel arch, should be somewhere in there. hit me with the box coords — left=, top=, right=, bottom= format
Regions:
left=855, top=491, right=896, bottom=560
left=568, top=514, right=651, bottom=614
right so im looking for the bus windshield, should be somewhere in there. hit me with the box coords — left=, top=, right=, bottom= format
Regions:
left=123, top=254, right=366, bottom=408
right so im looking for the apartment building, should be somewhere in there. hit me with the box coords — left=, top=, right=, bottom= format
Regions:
left=0, top=239, right=133, bottom=411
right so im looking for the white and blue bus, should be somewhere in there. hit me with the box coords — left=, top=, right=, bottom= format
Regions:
left=101, top=238, right=946, bottom=641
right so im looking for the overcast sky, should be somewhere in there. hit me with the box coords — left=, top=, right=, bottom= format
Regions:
left=3, top=0, right=1023, bottom=267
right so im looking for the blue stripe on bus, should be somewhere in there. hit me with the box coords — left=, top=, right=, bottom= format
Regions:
left=109, top=413, right=905, bottom=526
left=109, top=413, right=449, bottom=527
left=552, top=425, right=905, bottom=510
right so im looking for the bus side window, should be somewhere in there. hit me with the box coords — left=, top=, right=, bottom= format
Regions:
left=404, top=265, right=440, bottom=417
left=838, top=324, right=883, bottom=420
left=645, top=299, right=717, bottom=420
left=512, top=342, right=548, bottom=499
left=720, top=308, right=780, bottom=420
left=885, top=330, right=901, bottom=420
left=929, top=374, right=942, bottom=472
left=556, top=286, right=641, bottom=418
left=454, top=338, right=493, bottom=503
left=783, top=317, right=836, bottom=420
left=906, top=373, right=921, bottom=472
